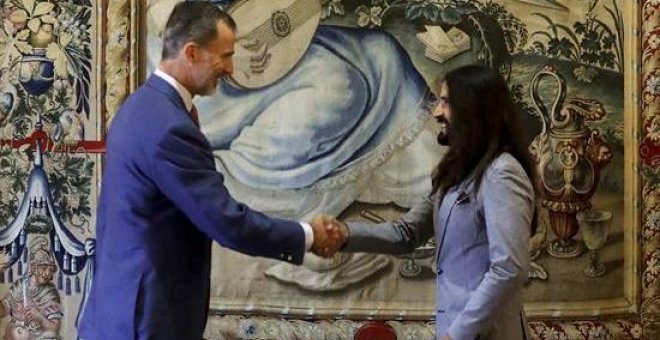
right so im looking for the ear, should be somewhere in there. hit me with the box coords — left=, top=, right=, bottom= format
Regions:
left=182, top=42, right=199, bottom=63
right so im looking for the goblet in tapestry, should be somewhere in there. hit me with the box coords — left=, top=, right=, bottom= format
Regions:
left=398, top=238, right=434, bottom=279
left=577, top=209, right=612, bottom=278
left=399, top=252, right=422, bottom=279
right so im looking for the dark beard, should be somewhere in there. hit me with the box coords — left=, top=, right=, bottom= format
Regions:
left=435, top=117, right=450, bottom=146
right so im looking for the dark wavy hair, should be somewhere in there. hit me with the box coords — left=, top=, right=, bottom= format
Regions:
left=431, top=65, right=537, bottom=234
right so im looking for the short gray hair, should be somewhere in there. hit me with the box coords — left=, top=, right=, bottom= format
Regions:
left=161, top=1, right=236, bottom=60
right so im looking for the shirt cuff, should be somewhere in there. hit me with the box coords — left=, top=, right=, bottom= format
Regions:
left=300, top=222, right=313, bottom=251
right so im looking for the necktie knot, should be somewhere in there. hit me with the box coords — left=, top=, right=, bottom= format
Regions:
left=189, top=105, right=199, bottom=127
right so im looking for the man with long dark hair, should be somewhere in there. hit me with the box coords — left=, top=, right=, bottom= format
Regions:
left=431, top=65, right=537, bottom=200
left=331, top=65, right=536, bottom=339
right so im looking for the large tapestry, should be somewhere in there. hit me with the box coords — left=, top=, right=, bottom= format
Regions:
left=0, top=0, right=654, bottom=338
left=140, top=0, right=653, bottom=338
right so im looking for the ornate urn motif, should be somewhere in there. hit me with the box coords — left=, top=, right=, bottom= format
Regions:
left=18, top=49, right=55, bottom=96
left=529, top=66, right=613, bottom=258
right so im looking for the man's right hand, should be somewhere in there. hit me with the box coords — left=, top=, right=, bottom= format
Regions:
left=309, top=214, right=348, bottom=258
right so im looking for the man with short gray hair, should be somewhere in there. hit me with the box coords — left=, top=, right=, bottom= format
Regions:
left=79, top=2, right=342, bottom=339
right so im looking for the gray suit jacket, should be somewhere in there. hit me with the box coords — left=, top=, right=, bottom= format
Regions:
left=343, top=153, right=534, bottom=340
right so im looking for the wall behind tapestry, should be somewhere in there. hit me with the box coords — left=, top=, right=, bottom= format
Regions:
left=137, top=0, right=653, bottom=338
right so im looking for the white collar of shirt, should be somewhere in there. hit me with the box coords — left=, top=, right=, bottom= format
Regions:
left=154, top=68, right=194, bottom=112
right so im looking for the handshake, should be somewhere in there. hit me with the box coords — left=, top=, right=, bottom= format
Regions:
left=309, top=214, right=348, bottom=258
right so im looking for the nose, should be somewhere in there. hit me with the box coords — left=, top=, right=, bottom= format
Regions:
left=432, top=102, right=443, bottom=118
left=224, top=58, right=234, bottom=76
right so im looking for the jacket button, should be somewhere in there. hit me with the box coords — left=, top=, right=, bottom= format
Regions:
left=287, top=255, right=293, bottom=261
left=437, top=268, right=444, bottom=275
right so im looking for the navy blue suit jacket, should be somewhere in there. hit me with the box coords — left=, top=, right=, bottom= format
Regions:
left=79, top=76, right=305, bottom=339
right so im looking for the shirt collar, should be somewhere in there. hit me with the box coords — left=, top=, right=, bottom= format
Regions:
left=154, top=68, right=194, bottom=112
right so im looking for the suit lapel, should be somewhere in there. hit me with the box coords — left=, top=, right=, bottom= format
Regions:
left=434, top=177, right=477, bottom=264
left=432, top=188, right=445, bottom=265
left=145, top=75, right=188, bottom=113
left=435, top=193, right=455, bottom=265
